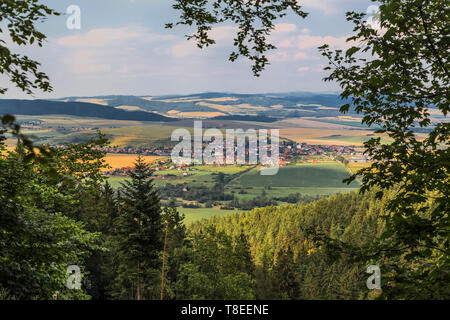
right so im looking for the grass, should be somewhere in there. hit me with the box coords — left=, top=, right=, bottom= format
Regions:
left=194, top=165, right=251, bottom=174
left=102, top=125, right=184, bottom=147
left=226, top=186, right=356, bottom=200
left=231, top=162, right=359, bottom=188
left=107, top=162, right=359, bottom=199
left=347, top=162, right=371, bottom=172
left=177, top=207, right=241, bottom=225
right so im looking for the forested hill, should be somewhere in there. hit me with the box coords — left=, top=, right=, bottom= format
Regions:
left=0, top=99, right=174, bottom=122
left=186, top=190, right=387, bottom=299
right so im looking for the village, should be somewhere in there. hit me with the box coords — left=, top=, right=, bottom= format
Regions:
left=100, top=141, right=368, bottom=177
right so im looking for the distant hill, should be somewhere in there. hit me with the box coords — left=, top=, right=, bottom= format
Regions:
left=0, top=92, right=360, bottom=122
left=54, top=92, right=354, bottom=119
left=0, top=99, right=175, bottom=122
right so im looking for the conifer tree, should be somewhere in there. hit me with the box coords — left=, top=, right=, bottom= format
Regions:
left=112, top=156, right=163, bottom=300
left=161, top=201, right=189, bottom=299
left=274, top=247, right=300, bottom=299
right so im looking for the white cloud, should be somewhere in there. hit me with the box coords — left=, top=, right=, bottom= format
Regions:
left=57, top=26, right=175, bottom=48
left=209, top=26, right=238, bottom=40
left=268, top=50, right=317, bottom=62
left=267, top=24, right=349, bottom=65
left=296, top=66, right=310, bottom=72
left=273, top=23, right=297, bottom=33
left=293, top=52, right=309, bottom=60
left=295, top=35, right=349, bottom=49
left=54, top=26, right=180, bottom=76
left=171, top=41, right=198, bottom=58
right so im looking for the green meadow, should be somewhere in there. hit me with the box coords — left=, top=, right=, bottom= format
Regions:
left=232, top=162, right=359, bottom=188
left=178, top=207, right=241, bottom=225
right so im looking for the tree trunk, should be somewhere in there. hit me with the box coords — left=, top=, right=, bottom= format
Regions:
left=137, top=261, right=141, bottom=300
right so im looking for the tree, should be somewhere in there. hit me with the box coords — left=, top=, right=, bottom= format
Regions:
left=273, top=247, right=299, bottom=299
left=176, top=226, right=254, bottom=299
left=100, top=181, right=119, bottom=233
left=83, top=180, right=120, bottom=300
left=318, top=0, right=449, bottom=298
left=166, top=0, right=308, bottom=76
left=0, top=141, right=100, bottom=300
left=0, top=0, right=58, bottom=95
left=161, top=202, right=189, bottom=299
left=112, top=156, right=163, bottom=300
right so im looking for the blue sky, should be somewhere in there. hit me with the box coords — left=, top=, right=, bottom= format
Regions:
left=1, top=0, right=376, bottom=99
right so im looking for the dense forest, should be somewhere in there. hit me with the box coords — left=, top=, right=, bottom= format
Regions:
left=0, top=135, right=386, bottom=300
left=187, top=190, right=387, bottom=299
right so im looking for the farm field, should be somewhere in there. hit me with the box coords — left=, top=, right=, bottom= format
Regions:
left=231, top=162, right=360, bottom=189
left=11, top=112, right=395, bottom=148
left=103, top=153, right=167, bottom=171
left=107, top=164, right=253, bottom=188
left=274, top=117, right=359, bottom=130
left=347, top=161, right=372, bottom=173
left=108, top=161, right=358, bottom=203
left=101, top=125, right=185, bottom=146
left=278, top=127, right=373, bottom=146
left=178, top=207, right=241, bottom=225
left=320, top=134, right=393, bottom=145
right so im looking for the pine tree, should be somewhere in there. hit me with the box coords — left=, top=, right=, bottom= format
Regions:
left=84, top=181, right=120, bottom=300
left=101, top=180, right=119, bottom=232
left=112, top=156, right=163, bottom=300
left=274, top=247, right=300, bottom=299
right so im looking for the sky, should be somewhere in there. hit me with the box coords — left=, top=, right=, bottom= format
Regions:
left=1, top=0, right=377, bottom=99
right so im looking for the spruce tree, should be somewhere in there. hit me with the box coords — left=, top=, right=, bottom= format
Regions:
left=113, top=156, right=163, bottom=300
left=161, top=202, right=189, bottom=299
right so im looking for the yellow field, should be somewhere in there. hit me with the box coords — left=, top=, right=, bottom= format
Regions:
left=195, top=101, right=269, bottom=113
left=155, top=97, right=239, bottom=103
left=276, top=117, right=358, bottom=129
left=115, top=105, right=147, bottom=112
left=75, top=98, right=109, bottom=106
left=103, top=154, right=168, bottom=171
left=166, top=111, right=226, bottom=118
left=347, top=162, right=371, bottom=172
left=278, top=127, right=373, bottom=146
left=5, top=139, right=17, bottom=148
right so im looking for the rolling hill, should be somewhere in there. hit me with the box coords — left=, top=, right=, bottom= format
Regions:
left=0, top=99, right=175, bottom=122
left=54, top=92, right=353, bottom=120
